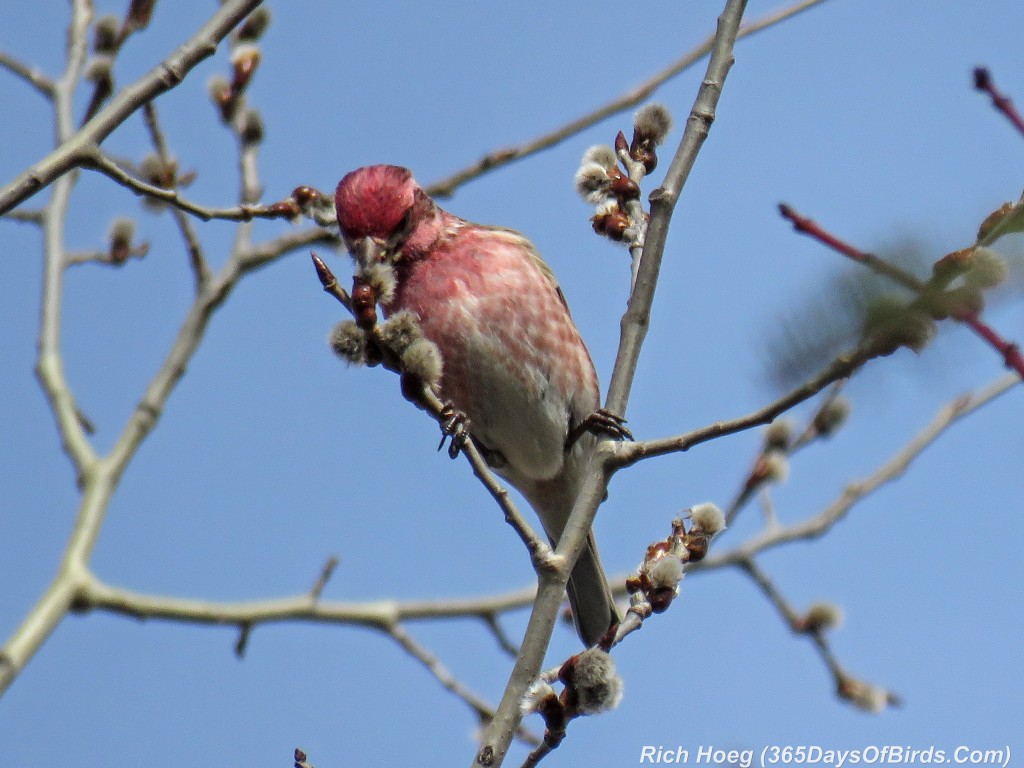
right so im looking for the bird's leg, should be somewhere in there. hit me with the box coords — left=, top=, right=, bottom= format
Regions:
left=565, top=408, right=634, bottom=451
left=437, top=401, right=471, bottom=459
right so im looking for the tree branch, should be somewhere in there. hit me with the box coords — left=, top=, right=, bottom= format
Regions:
left=423, top=0, right=825, bottom=199
left=0, top=0, right=263, bottom=215
left=472, top=2, right=750, bottom=766
left=690, top=372, right=1019, bottom=571
left=0, top=50, right=56, bottom=98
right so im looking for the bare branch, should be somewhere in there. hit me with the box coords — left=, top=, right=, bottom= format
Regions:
left=614, top=342, right=875, bottom=469
left=386, top=623, right=541, bottom=747
left=84, top=148, right=291, bottom=224
left=2, top=208, right=45, bottom=224
left=691, top=372, right=1020, bottom=571
left=140, top=102, right=212, bottom=290
left=0, top=50, right=56, bottom=97
left=423, top=0, right=825, bottom=199
left=737, top=557, right=898, bottom=711
left=0, top=0, right=264, bottom=215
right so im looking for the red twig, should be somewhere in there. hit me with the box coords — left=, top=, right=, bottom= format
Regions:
left=778, top=203, right=1024, bottom=380
left=973, top=67, right=1024, bottom=138
left=959, top=315, right=1024, bottom=378
left=778, top=204, right=921, bottom=291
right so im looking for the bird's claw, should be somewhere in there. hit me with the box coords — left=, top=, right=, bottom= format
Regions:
left=437, top=402, right=470, bottom=459
left=566, top=408, right=633, bottom=450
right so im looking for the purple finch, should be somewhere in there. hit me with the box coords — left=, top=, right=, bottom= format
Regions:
left=335, top=165, right=620, bottom=646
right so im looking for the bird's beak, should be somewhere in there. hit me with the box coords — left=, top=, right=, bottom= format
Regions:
left=346, top=236, right=387, bottom=269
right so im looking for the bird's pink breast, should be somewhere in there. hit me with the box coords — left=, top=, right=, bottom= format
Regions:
left=388, top=222, right=599, bottom=478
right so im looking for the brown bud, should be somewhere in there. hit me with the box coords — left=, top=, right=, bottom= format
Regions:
left=683, top=532, right=710, bottom=562
left=614, top=130, right=629, bottom=155
left=352, top=281, right=378, bottom=330
left=94, top=15, right=121, bottom=53
left=235, top=7, right=271, bottom=42
left=292, top=185, right=321, bottom=207
left=931, top=247, right=974, bottom=282
left=631, top=144, right=657, bottom=174
left=269, top=200, right=301, bottom=219
left=603, top=211, right=631, bottom=241
left=609, top=174, right=640, bottom=201
left=648, top=587, right=676, bottom=613
left=208, top=76, right=237, bottom=122
left=978, top=202, right=1013, bottom=241
left=230, top=44, right=261, bottom=94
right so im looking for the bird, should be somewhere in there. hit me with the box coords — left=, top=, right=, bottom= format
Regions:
left=334, top=164, right=622, bottom=646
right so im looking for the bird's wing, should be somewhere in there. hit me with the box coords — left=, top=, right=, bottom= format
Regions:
left=475, top=224, right=572, bottom=313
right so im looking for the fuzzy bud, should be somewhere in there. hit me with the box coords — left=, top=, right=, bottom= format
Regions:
left=108, top=218, right=135, bottom=264
left=574, top=162, right=612, bottom=203
left=124, top=0, right=157, bottom=34
left=207, top=75, right=237, bottom=122
left=646, top=555, right=683, bottom=591
left=561, top=648, right=623, bottom=716
left=234, top=7, right=271, bottom=43
left=292, top=185, right=337, bottom=226
left=230, top=43, right=261, bottom=94
left=963, top=246, right=1009, bottom=289
left=239, top=108, right=265, bottom=146
left=763, top=419, right=792, bottom=452
left=801, top=601, right=844, bottom=633
left=581, top=144, right=618, bottom=171
left=863, top=298, right=936, bottom=355
left=753, top=450, right=789, bottom=485
left=924, top=286, right=985, bottom=321
left=360, top=262, right=397, bottom=306
left=330, top=320, right=368, bottom=366
left=688, top=502, right=726, bottom=536
left=94, top=15, right=121, bottom=53
left=813, top=396, right=851, bottom=438
left=838, top=676, right=896, bottom=714
left=138, top=154, right=170, bottom=212
left=400, top=339, right=443, bottom=391
left=633, top=103, right=673, bottom=146
left=376, top=310, right=422, bottom=356
left=85, top=55, right=114, bottom=87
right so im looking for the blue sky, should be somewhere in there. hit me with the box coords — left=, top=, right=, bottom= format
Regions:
left=1, top=1, right=1022, bottom=766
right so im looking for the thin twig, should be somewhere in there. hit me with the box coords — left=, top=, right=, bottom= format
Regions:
left=84, top=148, right=291, bottom=224
left=141, top=102, right=212, bottom=290
left=423, top=0, right=826, bottom=199
left=386, top=623, right=541, bottom=747
left=690, top=372, right=1019, bottom=571
left=614, top=342, right=875, bottom=469
left=0, top=50, right=56, bottom=97
left=3, top=208, right=45, bottom=224
left=779, top=203, right=1024, bottom=379
left=973, top=67, right=1024, bottom=138
left=739, top=559, right=846, bottom=688
left=0, top=0, right=264, bottom=215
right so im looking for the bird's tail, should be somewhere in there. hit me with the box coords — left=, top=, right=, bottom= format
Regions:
left=524, top=474, right=619, bottom=647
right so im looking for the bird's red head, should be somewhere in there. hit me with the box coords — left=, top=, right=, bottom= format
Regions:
left=335, top=165, right=420, bottom=243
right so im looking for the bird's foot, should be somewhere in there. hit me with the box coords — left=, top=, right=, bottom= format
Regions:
left=566, top=408, right=633, bottom=451
left=437, top=402, right=471, bottom=459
